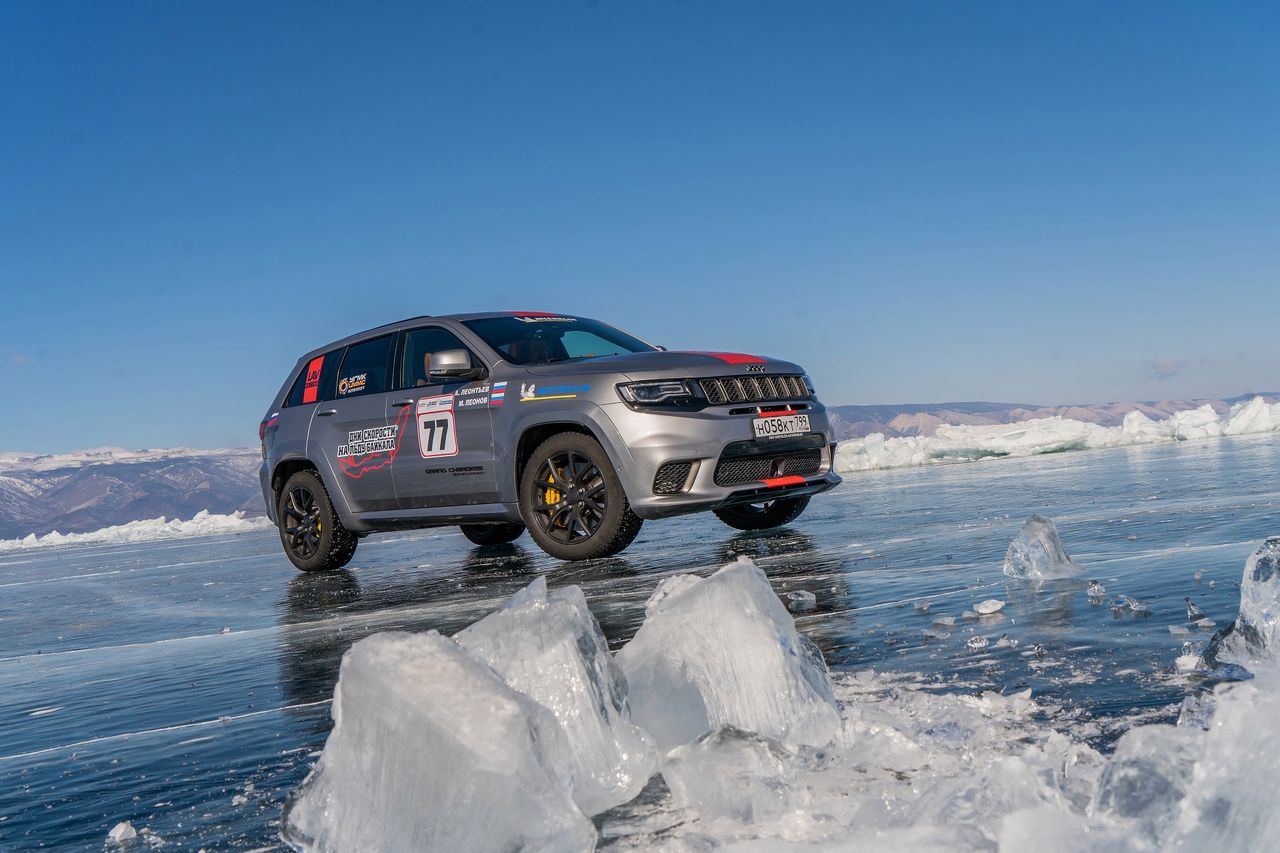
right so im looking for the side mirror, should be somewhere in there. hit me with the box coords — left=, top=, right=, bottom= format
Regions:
left=429, top=348, right=484, bottom=380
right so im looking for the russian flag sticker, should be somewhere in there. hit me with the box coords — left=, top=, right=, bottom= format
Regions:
left=490, top=381, right=507, bottom=406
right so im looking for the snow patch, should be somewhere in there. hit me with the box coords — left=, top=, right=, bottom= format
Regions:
left=835, top=397, right=1280, bottom=473
left=0, top=510, right=271, bottom=552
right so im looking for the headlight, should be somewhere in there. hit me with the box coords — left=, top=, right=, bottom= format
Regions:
left=617, top=380, right=695, bottom=407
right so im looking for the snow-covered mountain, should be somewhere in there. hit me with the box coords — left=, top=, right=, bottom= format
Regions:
left=0, top=448, right=264, bottom=538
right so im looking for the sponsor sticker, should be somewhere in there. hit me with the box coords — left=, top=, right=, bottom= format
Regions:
left=335, top=406, right=412, bottom=479
left=302, top=356, right=324, bottom=404
left=337, top=373, right=368, bottom=396
left=490, top=381, right=507, bottom=406
left=519, top=382, right=590, bottom=402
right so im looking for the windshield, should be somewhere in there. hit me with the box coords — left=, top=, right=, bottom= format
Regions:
left=462, top=315, right=656, bottom=365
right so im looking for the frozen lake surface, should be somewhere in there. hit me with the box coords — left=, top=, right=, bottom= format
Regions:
left=3, top=435, right=1279, bottom=850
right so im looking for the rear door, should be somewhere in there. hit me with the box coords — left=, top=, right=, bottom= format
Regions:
left=391, top=325, right=501, bottom=509
left=307, top=334, right=402, bottom=513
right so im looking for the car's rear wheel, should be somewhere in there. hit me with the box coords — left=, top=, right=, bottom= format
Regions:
left=460, top=522, right=525, bottom=546
left=278, top=469, right=358, bottom=572
left=519, top=432, right=643, bottom=561
left=713, top=496, right=810, bottom=531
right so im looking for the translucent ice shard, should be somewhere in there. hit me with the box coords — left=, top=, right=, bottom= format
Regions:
left=616, top=556, right=840, bottom=752
left=1185, top=597, right=1206, bottom=621
left=661, top=726, right=801, bottom=822
left=1111, top=594, right=1151, bottom=614
left=455, top=576, right=657, bottom=815
left=1003, top=515, right=1081, bottom=579
left=281, top=631, right=595, bottom=853
left=1091, top=724, right=1198, bottom=839
left=974, top=599, right=1005, bottom=615
left=1203, top=537, right=1280, bottom=669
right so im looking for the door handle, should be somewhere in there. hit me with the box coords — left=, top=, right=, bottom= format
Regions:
left=315, top=408, right=338, bottom=417
left=391, top=399, right=414, bottom=408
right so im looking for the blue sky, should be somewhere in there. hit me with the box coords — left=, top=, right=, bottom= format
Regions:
left=2, top=2, right=1277, bottom=452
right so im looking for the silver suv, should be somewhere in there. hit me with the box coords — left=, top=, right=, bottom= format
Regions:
left=259, top=312, right=841, bottom=569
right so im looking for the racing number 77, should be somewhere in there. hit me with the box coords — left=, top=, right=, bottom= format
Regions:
left=420, top=418, right=449, bottom=453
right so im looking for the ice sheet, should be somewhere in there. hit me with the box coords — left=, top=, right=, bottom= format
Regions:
left=835, top=397, right=1280, bottom=472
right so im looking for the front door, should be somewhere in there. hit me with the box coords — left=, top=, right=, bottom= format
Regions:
left=307, top=333, right=403, bottom=514
left=391, top=326, right=501, bottom=508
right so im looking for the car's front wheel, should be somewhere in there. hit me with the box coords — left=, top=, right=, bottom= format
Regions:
left=713, top=496, right=810, bottom=531
left=277, top=469, right=358, bottom=572
left=460, top=522, right=525, bottom=546
left=519, top=432, right=643, bottom=561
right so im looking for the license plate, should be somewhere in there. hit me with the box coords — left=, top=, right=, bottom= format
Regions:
left=752, top=413, right=810, bottom=439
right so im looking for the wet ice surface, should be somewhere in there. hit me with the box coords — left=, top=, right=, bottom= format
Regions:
left=3, top=435, right=1279, bottom=850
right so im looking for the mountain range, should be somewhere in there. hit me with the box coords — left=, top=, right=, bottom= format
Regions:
left=3, top=392, right=1277, bottom=539
left=0, top=448, right=264, bottom=539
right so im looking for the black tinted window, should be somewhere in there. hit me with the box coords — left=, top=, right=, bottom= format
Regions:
left=400, top=327, right=472, bottom=389
left=336, top=335, right=394, bottom=398
left=285, top=350, right=343, bottom=407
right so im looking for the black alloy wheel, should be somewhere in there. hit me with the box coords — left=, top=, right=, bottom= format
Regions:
left=531, top=449, right=608, bottom=545
left=282, top=484, right=322, bottom=559
left=277, top=469, right=358, bottom=572
left=520, top=433, right=643, bottom=561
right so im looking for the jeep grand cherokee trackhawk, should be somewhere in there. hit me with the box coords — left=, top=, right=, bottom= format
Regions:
left=259, top=312, right=841, bottom=570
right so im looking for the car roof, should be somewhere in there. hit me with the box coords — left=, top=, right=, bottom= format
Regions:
left=296, top=311, right=578, bottom=362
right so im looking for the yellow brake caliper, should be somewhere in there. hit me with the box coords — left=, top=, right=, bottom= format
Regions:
left=545, top=468, right=565, bottom=526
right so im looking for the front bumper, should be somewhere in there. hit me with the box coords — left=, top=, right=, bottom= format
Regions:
left=598, top=400, right=843, bottom=520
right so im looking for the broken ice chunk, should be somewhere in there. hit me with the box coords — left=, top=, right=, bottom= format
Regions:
left=974, top=599, right=1005, bottom=615
left=1203, top=537, right=1280, bottom=669
left=455, top=577, right=656, bottom=815
left=785, top=590, right=817, bottom=611
left=661, top=726, right=800, bottom=822
left=1185, top=597, right=1206, bottom=621
left=1092, top=724, right=1198, bottom=838
left=107, top=822, right=137, bottom=844
left=1194, top=570, right=1203, bottom=583
left=1208, top=580, right=1217, bottom=589
left=1169, top=625, right=1192, bottom=636
left=1088, top=580, right=1106, bottom=597
left=933, top=615, right=958, bottom=627
left=1176, top=642, right=1202, bottom=672
left=1003, top=515, right=1080, bottom=579
left=617, top=557, right=840, bottom=752
left=913, top=600, right=932, bottom=614
left=282, top=631, right=595, bottom=853
left=922, top=628, right=951, bottom=641
left=966, top=635, right=990, bottom=650
left=1195, top=618, right=1216, bottom=630
left=994, top=634, right=1018, bottom=649
left=1111, top=594, right=1151, bottom=614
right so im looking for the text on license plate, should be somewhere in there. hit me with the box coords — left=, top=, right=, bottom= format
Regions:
left=752, top=413, right=810, bottom=439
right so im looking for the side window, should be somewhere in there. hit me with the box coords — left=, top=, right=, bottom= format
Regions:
left=336, top=336, right=395, bottom=398
left=284, top=350, right=343, bottom=407
left=399, top=327, right=474, bottom=389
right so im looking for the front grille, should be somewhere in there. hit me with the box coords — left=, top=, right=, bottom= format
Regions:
left=700, top=374, right=809, bottom=405
left=714, top=448, right=822, bottom=487
left=653, top=462, right=693, bottom=495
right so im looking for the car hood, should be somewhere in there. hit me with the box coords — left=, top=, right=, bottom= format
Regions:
left=521, top=349, right=805, bottom=378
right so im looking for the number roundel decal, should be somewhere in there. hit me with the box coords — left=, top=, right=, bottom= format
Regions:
left=416, top=395, right=459, bottom=459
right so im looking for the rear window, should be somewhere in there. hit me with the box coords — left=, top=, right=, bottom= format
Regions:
left=285, top=351, right=342, bottom=407
left=336, top=335, right=395, bottom=398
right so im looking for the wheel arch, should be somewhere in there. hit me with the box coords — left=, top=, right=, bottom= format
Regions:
left=271, top=458, right=320, bottom=517
left=511, top=416, right=634, bottom=502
